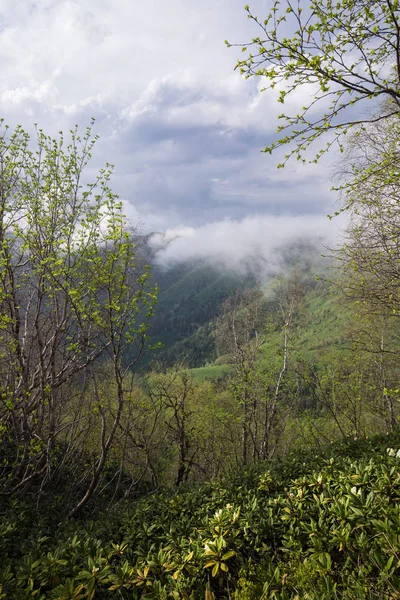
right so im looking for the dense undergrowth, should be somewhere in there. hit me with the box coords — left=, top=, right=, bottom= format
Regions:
left=2, top=433, right=400, bottom=599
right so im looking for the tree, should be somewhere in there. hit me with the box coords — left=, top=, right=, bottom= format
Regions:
left=0, top=121, right=157, bottom=513
left=145, top=365, right=198, bottom=486
left=335, top=115, right=400, bottom=315
left=228, top=0, right=400, bottom=164
left=215, top=289, right=265, bottom=465
left=144, top=365, right=226, bottom=486
left=260, top=270, right=305, bottom=459
left=230, top=1, right=400, bottom=433
left=329, top=111, right=400, bottom=426
left=215, top=276, right=304, bottom=464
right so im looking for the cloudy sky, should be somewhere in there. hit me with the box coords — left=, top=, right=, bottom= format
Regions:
left=0, top=0, right=343, bottom=264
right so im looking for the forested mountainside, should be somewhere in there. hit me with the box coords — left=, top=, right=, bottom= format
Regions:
left=2, top=126, right=400, bottom=600
left=148, top=260, right=258, bottom=367
left=139, top=237, right=335, bottom=369
left=3, top=192, right=399, bottom=600
left=2, top=0, right=400, bottom=595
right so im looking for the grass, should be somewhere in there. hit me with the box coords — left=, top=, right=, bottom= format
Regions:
left=190, top=364, right=233, bottom=382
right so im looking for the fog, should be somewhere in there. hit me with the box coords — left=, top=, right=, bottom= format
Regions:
left=149, top=214, right=345, bottom=275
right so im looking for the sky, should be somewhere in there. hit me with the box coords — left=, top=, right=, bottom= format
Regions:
left=0, top=0, right=343, bottom=266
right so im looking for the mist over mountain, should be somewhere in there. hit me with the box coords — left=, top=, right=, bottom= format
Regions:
left=132, top=221, right=336, bottom=369
left=148, top=214, right=341, bottom=277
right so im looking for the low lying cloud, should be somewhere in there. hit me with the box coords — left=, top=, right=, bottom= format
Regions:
left=149, top=214, right=344, bottom=275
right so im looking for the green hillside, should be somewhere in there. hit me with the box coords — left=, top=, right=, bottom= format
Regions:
left=202, top=267, right=350, bottom=373
left=147, top=261, right=258, bottom=366
left=142, top=245, right=345, bottom=371
left=296, top=280, right=351, bottom=363
left=2, top=4, right=400, bottom=595
left=190, top=363, right=233, bottom=382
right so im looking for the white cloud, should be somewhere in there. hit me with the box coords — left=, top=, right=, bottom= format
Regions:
left=0, top=0, right=263, bottom=106
left=0, top=0, right=340, bottom=238
left=150, top=214, right=345, bottom=274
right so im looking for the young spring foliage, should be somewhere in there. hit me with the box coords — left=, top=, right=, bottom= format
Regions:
left=2, top=434, right=400, bottom=598
left=227, top=0, right=400, bottom=164
left=0, top=121, right=157, bottom=511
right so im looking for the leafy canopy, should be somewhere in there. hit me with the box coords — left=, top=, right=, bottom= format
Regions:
left=227, top=0, right=400, bottom=165
left=0, top=120, right=157, bottom=504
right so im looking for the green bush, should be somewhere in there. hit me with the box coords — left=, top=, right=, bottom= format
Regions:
left=2, top=433, right=400, bottom=598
